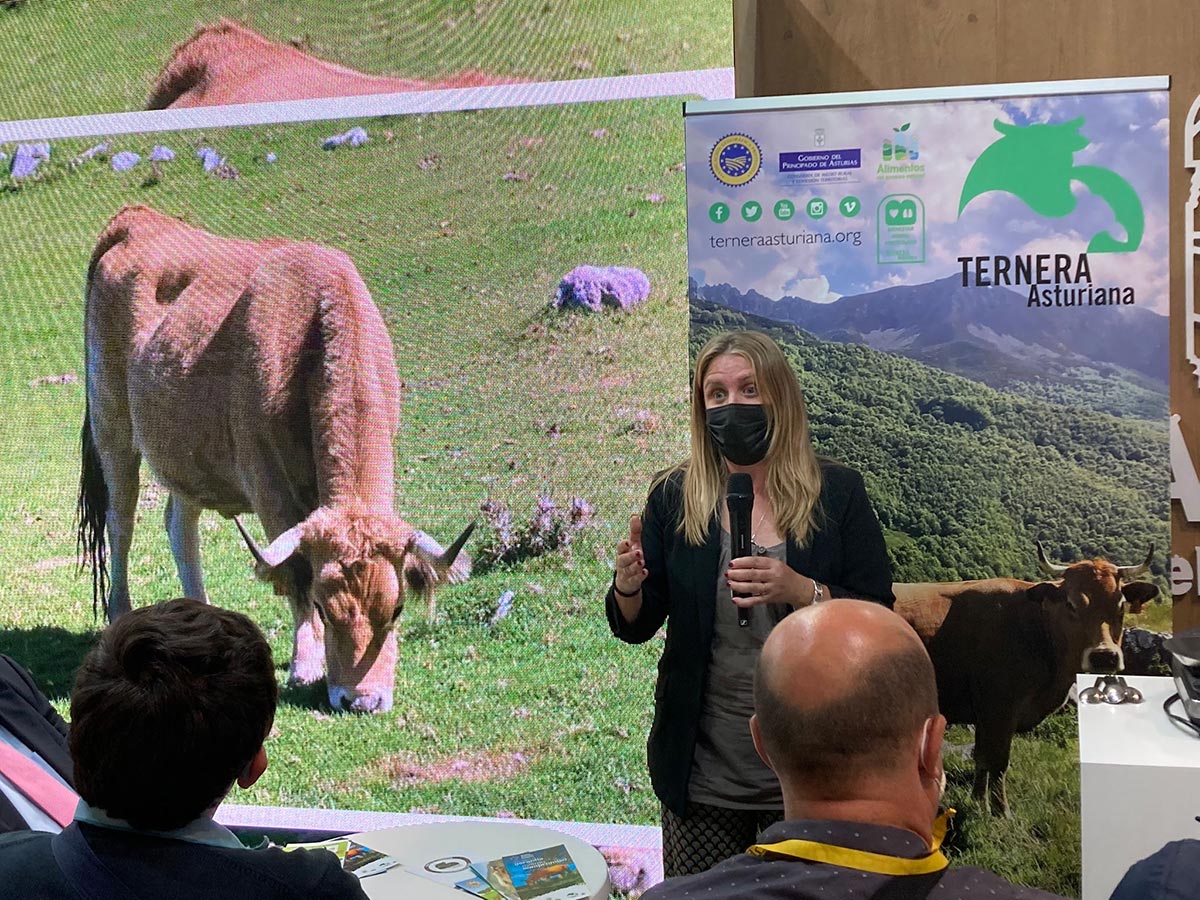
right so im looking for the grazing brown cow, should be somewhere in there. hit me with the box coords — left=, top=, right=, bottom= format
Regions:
left=893, top=543, right=1158, bottom=815
left=77, top=204, right=472, bottom=713
left=147, top=19, right=521, bottom=109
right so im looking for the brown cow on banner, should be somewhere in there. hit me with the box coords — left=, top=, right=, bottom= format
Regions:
left=894, top=542, right=1158, bottom=814
left=78, top=204, right=472, bottom=713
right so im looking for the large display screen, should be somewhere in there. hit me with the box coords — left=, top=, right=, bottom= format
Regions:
left=0, top=2, right=731, bottom=832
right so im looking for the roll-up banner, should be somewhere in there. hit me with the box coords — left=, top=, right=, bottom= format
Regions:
left=685, top=77, right=1169, bottom=588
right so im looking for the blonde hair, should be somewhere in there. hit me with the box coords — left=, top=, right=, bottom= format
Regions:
left=663, top=330, right=824, bottom=546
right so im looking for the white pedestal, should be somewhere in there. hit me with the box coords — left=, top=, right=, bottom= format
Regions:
left=1077, top=674, right=1200, bottom=900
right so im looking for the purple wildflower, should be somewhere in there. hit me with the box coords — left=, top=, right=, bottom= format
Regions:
left=196, top=147, right=223, bottom=172
left=111, top=151, right=140, bottom=172
left=149, top=145, right=175, bottom=162
left=569, top=497, right=595, bottom=528
left=528, top=496, right=557, bottom=554
left=10, top=142, right=49, bottom=179
left=553, top=265, right=651, bottom=312
left=474, top=494, right=596, bottom=573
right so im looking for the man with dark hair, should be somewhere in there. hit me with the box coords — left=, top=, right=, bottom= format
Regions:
left=643, top=599, right=1066, bottom=900
left=0, top=598, right=367, bottom=899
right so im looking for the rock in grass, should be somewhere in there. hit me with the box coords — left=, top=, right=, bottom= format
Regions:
left=111, top=151, right=140, bottom=171
left=322, top=126, right=369, bottom=150
left=1122, top=627, right=1170, bottom=676
left=553, top=265, right=650, bottom=311
left=196, top=147, right=223, bottom=171
left=77, top=142, right=108, bottom=161
left=150, top=145, right=175, bottom=162
left=488, top=590, right=515, bottom=628
left=10, top=142, right=49, bottom=179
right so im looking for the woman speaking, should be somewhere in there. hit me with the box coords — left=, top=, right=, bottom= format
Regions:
left=606, top=330, right=893, bottom=877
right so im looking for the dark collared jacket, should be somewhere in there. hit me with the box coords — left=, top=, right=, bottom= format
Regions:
left=0, top=824, right=368, bottom=900
left=607, top=461, right=894, bottom=816
left=641, top=819, right=1067, bottom=900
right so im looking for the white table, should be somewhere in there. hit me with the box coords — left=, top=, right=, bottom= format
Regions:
left=348, top=821, right=612, bottom=900
left=1077, top=674, right=1200, bottom=900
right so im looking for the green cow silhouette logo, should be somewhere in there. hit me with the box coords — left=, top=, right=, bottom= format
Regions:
left=959, top=118, right=1143, bottom=253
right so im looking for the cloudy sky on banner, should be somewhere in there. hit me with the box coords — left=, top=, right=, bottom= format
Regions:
left=686, top=90, right=1169, bottom=314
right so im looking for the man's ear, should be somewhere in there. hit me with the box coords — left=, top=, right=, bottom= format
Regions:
left=918, top=714, right=946, bottom=782
left=749, top=714, right=775, bottom=773
left=237, top=746, right=269, bottom=790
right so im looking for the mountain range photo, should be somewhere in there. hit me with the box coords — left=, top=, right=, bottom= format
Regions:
left=689, top=298, right=1168, bottom=585
left=691, top=274, right=1167, bottom=421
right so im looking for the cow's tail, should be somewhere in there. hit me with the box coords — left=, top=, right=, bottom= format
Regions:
left=76, top=389, right=109, bottom=620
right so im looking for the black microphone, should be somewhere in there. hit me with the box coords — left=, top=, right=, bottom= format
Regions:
left=727, top=472, right=753, bottom=627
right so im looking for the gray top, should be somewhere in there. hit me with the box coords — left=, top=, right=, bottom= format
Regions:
left=688, top=529, right=791, bottom=810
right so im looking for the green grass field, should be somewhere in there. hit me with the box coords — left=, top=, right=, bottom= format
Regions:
left=0, top=0, right=732, bottom=120
left=0, top=98, right=694, bottom=827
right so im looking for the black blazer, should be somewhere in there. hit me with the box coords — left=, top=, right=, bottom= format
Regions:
left=0, top=824, right=368, bottom=900
left=606, top=462, right=894, bottom=816
left=0, top=655, right=73, bottom=832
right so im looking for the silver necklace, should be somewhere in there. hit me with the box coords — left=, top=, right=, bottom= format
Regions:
left=751, top=508, right=769, bottom=556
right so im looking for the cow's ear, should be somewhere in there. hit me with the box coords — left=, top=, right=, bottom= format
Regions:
left=1122, top=581, right=1159, bottom=614
left=263, top=555, right=312, bottom=598
left=1028, top=582, right=1068, bottom=606
left=401, top=558, right=436, bottom=596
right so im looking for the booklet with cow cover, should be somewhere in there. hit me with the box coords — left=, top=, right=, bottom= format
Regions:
left=456, top=875, right=507, bottom=900
left=279, top=838, right=401, bottom=879
left=500, top=844, right=587, bottom=900
left=470, top=859, right=522, bottom=900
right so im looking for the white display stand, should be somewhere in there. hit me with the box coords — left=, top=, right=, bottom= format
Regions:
left=347, top=821, right=612, bottom=900
left=1077, top=674, right=1200, bottom=900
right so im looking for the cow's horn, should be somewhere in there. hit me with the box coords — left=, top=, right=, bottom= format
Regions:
left=1036, top=541, right=1069, bottom=576
left=438, top=521, right=476, bottom=569
left=234, top=516, right=267, bottom=567
left=236, top=518, right=304, bottom=569
left=1117, top=544, right=1154, bottom=579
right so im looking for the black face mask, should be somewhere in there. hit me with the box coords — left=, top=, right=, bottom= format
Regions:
left=705, top=403, right=771, bottom=466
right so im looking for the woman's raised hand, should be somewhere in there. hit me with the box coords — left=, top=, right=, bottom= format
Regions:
left=614, top=514, right=648, bottom=595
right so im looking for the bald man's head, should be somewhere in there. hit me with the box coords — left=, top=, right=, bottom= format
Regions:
left=753, top=600, right=938, bottom=793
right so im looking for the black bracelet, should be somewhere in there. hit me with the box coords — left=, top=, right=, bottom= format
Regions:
left=611, top=573, right=641, bottom=598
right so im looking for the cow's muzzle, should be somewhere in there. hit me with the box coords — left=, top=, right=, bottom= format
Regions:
left=329, top=685, right=394, bottom=714
left=1085, top=647, right=1123, bottom=673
